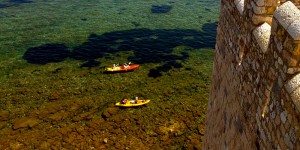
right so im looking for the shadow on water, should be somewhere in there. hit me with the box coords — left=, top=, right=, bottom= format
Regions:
left=80, top=59, right=101, bottom=68
left=23, top=44, right=70, bottom=65
left=9, top=0, right=32, bottom=3
left=0, top=4, right=9, bottom=8
left=0, top=0, right=32, bottom=8
left=23, top=22, right=218, bottom=77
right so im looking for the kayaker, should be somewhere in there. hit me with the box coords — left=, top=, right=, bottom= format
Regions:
left=130, top=99, right=137, bottom=104
left=121, top=98, right=128, bottom=104
left=130, top=97, right=138, bottom=104
left=123, top=63, right=129, bottom=69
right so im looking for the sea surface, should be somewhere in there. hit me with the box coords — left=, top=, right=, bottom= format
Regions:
left=0, top=0, right=219, bottom=149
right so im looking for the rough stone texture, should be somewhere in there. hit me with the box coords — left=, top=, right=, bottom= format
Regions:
left=204, top=1, right=300, bottom=149
left=253, top=22, right=271, bottom=53
left=287, top=19, right=300, bottom=40
left=265, top=0, right=280, bottom=6
left=255, top=0, right=265, bottom=7
left=252, top=1, right=267, bottom=15
left=274, top=1, right=300, bottom=29
left=290, top=88, right=300, bottom=111
left=236, top=0, right=245, bottom=14
left=281, top=0, right=300, bottom=7
left=285, top=73, right=300, bottom=93
left=252, top=14, right=273, bottom=25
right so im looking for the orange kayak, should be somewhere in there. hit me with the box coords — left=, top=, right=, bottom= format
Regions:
left=105, top=64, right=140, bottom=72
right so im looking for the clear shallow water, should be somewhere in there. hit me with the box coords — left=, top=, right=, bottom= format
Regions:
left=0, top=0, right=219, bottom=149
left=0, top=0, right=219, bottom=57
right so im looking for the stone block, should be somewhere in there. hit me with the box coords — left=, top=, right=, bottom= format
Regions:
left=280, top=111, right=287, bottom=124
left=290, top=87, right=300, bottom=112
left=284, top=73, right=300, bottom=93
left=234, top=0, right=242, bottom=5
left=294, top=44, right=300, bottom=56
left=278, top=57, right=283, bottom=65
left=289, top=128, right=296, bottom=143
left=287, top=20, right=300, bottom=41
left=272, top=19, right=279, bottom=33
left=253, top=22, right=271, bottom=53
left=252, top=15, right=272, bottom=25
left=235, top=0, right=245, bottom=15
left=274, top=1, right=300, bottom=30
left=265, top=0, right=280, bottom=6
left=267, top=6, right=277, bottom=15
left=282, top=50, right=298, bottom=67
left=275, top=114, right=281, bottom=125
left=280, top=124, right=286, bottom=136
left=284, top=133, right=294, bottom=149
left=287, top=68, right=294, bottom=74
left=252, top=1, right=267, bottom=14
left=255, top=0, right=265, bottom=6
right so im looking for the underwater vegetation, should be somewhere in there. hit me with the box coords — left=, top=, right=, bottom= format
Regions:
left=151, top=5, right=173, bottom=13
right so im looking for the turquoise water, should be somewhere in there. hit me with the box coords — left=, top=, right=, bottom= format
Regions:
left=0, top=0, right=219, bottom=148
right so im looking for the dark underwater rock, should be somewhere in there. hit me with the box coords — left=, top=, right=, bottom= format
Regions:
left=102, top=107, right=119, bottom=118
left=0, top=111, right=9, bottom=121
left=131, top=21, right=141, bottom=27
left=151, top=5, right=172, bottom=14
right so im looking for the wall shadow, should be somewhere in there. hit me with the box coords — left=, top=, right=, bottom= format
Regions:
left=23, top=21, right=218, bottom=77
left=23, top=44, right=70, bottom=65
left=9, top=0, right=32, bottom=3
left=0, top=0, right=32, bottom=9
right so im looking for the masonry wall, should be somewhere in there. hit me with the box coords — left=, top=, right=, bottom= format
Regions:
left=203, top=0, right=300, bottom=149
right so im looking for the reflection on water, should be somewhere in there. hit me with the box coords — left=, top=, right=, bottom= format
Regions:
left=0, top=0, right=219, bottom=149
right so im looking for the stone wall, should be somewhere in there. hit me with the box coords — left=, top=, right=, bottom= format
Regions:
left=203, top=0, right=300, bottom=149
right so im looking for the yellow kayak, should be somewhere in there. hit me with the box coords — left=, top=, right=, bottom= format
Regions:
left=115, top=99, right=150, bottom=107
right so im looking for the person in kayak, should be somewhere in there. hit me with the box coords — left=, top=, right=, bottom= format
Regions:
left=123, top=63, right=129, bottom=69
left=121, top=98, right=128, bottom=104
left=130, top=97, right=139, bottom=104
left=130, top=99, right=137, bottom=104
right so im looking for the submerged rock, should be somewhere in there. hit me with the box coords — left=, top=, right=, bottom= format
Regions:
left=158, top=119, right=187, bottom=137
left=102, top=107, right=119, bottom=118
left=48, top=112, right=70, bottom=121
left=13, top=117, right=42, bottom=129
left=151, top=5, right=172, bottom=14
left=0, top=111, right=9, bottom=121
